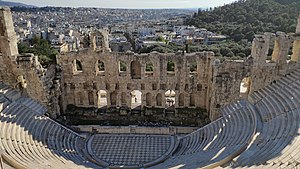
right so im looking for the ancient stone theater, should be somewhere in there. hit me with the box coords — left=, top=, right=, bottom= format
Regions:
left=1, top=6, right=300, bottom=169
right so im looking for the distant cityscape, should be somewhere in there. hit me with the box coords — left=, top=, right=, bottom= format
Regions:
left=11, top=7, right=228, bottom=54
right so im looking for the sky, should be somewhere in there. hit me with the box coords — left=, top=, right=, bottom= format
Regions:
left=8, top=0, right=237, bottom=9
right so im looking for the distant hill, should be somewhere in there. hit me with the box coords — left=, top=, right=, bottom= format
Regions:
left=0, top=0, right=35, bottom=7
left=186, top=0, right=300, bottom=42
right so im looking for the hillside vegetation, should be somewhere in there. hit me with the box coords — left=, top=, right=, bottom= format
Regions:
left=186, top=0, right=300, bottom=42
left=139, top=0, right=299, bottom=58
left=0, top=1, right=35, bottom=7
left=18, top=36, right=58, bottom=66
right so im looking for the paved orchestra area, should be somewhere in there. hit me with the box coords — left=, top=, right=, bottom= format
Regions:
left=88, top=134, right=176, bottom=167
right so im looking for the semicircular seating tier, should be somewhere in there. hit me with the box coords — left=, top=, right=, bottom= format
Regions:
left=148, top=100, right=257, bottom=169
left=149, top=68, right=300, bottom=169
left=224, top=68, right=300, bottom=169
left=0, top=83, right=101, bottom=169
left=0, top=82, right=177, bottom=169
left=1, top=67, right=300, bottom=169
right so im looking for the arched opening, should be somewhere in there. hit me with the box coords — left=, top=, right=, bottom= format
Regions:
left=119, top=60, right=127, bottom=73
left=146, top=93, right=152, bottom=107
left=96, top=60, right=105, bottom=75
left=156, top=93, right=162, bottom=107
left=165, top=90, right=175, bottom=109
left=110, top=91, right=117, bottom=106
left=190, top=93, right=196, bottom=107
left=97, top=90, right=107, bottom=108
left=240, top=77, right=252, bottom=98
left=167, top=60, right=175, bottom=75
left=179, top=93, right=184, bottom=107
left=73, top=59, right=83, bottom=73
left=78, top=92, right=83, bottom=105
left=189, top=62, right=197, bottom=75
left=115, top=83, right=119, bottom=90
left=95, top=35, right=103, bottom=47
left=131, top=90, right=142, bottom=109
left=131, top=61, right=142, bottom=79
left=145, top=62, right=154, bottom=76
left=121, top=92, right=127, bottom=106
left=152, top=83, right=157, bottom=90
left=88, top=91, right=94, bottom=106
left=185, top=84, right=189, bottom=91
left=197, top=84, right=202, bottom=91
left=267, top=35, right=275, bottom=60
left=141, top=84, right=145, bottom=90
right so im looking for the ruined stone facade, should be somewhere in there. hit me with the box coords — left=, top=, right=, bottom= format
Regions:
left=0, top=7, right=300, bottom=124
left=57, top=51, right=213, bottom=126
left=292, top=14, right=300, bottom=62
left=0, top=7, right=60, bottom=116
left=90, top=29, right=111, bottom=52
left=210, top=30, right=299, bottom=119
left=58, top=28, right=300, bottom=121
left=57, top=51, right=214, bottom=110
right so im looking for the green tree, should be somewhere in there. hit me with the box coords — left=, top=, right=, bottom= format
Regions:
left=17, top=36, right=58, bottom=66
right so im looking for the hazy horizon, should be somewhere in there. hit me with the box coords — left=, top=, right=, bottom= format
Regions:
left=8, top=0, right=237, bottom=9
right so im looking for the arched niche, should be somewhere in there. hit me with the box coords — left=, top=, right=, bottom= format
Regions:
left=146, top=93, right=152, bottom=107
left=179, top=93, right=184, bottom=107
left=131, top=61, right=141, bottom=79
left=131, top=90, right=142, bottom=109
left=97, top=90, right=107, bottom=108
left=156, top=93, right=162, bottom=107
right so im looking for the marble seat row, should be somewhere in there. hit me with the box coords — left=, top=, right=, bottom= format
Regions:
left=150, top=102, right=257, bottom=169
left=0, top=95, right=11, bottom=112
left=249, top=69, right=300, bottom=104
left=0, top=101, right=99, bottom=168
left=0, top=83, right=21, bottom=101
left=0, top=83, right=174, bottom=168
left=220, top=99, right=247, bottom=116
left=16, top=97, right=47, bottom=115
left=151, top=68, right=300, bottom=169
left=226, top=68, right=300, bottom=168
left=0, top=83, right=47, bottom=115
left=1, top=65, right=300, bottom=169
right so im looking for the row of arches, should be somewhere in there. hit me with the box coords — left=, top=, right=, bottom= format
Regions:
left=72, top=59, right=198, bottom=78
left=95, top=90, right=198, bottom=109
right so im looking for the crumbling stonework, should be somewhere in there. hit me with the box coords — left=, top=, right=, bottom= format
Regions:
left=57, top=51, right=213, bottom=125
left=210, top=29, right=300, bottom=120
left=0, top=7, right=60, bottom=117
left=91, top=30, right=111, bottom=52
left=59, top=25, right=300, bottom=122
left=0, top=7, right=300, bottom=124
left=0, top=7, right=19, bottom=85
left=58, top=51, right=214, bottom=110
left=292, top=14, right=300, bottom=62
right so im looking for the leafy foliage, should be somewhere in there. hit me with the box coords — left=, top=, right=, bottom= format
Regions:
left=167, top=61, right=175, bottom=72
left=75, top=60, right=83, bottom=71
left=146, top=63, right=154, bottom=72
left=119, top=61, right=127, bottom=72
left=138, top=41, right=251, bottom=59
left=186, top=0, right=299, bottom=42
left=189, top=63, right=197, bottom=72
left=18, top=36, right=58, bottom=66
left=97, top=61, right=105, bottom=71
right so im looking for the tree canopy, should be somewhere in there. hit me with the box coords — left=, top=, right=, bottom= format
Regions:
left=186, top=0, right=299, bottom=42
left=18, top=36, right=58, bottom=66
